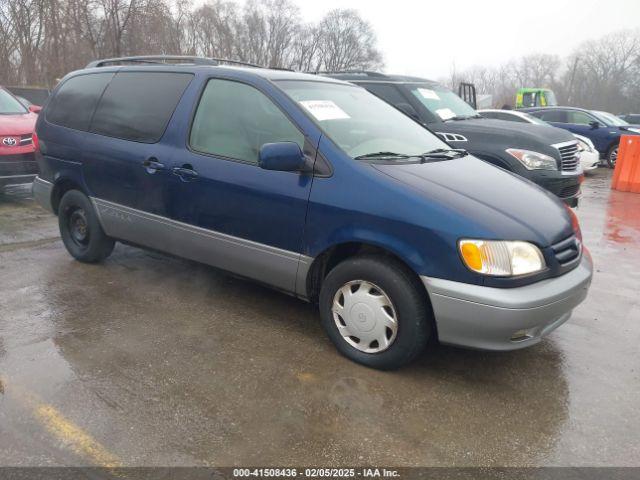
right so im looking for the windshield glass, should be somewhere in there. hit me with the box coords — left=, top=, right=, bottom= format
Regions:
left=407, top=84, right=478, bottom=122
left=0, top=89, right=28, bottom=114
left=593, top=110, right=628, bottom=126
left=277, top=81, right=448, bottom=159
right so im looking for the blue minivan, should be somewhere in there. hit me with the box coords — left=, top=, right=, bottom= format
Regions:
left=32, top=56, right=593, bottom=369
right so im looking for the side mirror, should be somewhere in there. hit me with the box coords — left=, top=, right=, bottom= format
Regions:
left=589, top=120, right=600, bottom=129
left=258, top=142, right=307, bottom=172
left=395, top=102, right=420, bottom=122
left=29, top=105, right=42, bottom=114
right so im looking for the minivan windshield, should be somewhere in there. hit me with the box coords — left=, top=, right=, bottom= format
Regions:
left=0, top=88, right=27, bottom=115
left=407, top=84, right=479, bottom=122
left=277, top=81, right=449, bottom=159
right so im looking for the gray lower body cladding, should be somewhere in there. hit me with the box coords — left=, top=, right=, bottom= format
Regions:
left=91, top=197, right=311, bottom=297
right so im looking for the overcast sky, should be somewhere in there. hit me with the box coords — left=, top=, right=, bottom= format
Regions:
left=295, top=0, right=640, bottom=79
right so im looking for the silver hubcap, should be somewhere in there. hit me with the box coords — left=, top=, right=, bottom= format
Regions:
left=611, top=147, right=618, bottom=165
left=331, top=280, right=398, bottom=353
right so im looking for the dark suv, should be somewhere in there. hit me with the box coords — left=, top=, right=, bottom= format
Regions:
left=323, top=72, right=583, bottom=207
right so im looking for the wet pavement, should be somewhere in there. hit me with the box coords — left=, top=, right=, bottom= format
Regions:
left=0, top=169, right=638, bottom=467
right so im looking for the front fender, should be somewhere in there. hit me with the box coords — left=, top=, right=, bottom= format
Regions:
left=307, top=225, right=438, bottom=277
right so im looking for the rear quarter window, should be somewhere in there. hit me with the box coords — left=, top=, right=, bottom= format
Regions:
left=46, top=73, right=114, bottom=131
left=89, top=72, right=193, bottom=143
left=538, top=110, right=566, bottom=123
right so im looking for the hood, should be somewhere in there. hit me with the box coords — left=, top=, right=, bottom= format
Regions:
left=432, top=118, right=574, bottom=159
left=373, top=155, right=574, bottom=247
left=0, top=112, right=37, bottom=136
left=620, top=125, right=640, bottom=132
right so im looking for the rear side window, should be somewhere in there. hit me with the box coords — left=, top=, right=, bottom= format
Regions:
left=46, top=73, right=114, bottom=131
left=567, top=111, right=596, bottom=125
left=538, top=110, right=566, bottom=123
left=190, top=79, right=304, bottom=164
left=90, top=72, right=193, bottom=143
left=362, top=83, right=409, bottom=108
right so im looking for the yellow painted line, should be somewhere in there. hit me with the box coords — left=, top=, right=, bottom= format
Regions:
left=1, top=376, right=122, bottom=468
left=296, top=372, right=317, bottom=383
left=34, top=404, right=122, bottom=467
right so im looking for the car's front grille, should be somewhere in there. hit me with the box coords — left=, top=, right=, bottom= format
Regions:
left=20, top=134, right=33, bottom=146
left=0, top=152, right=37, bottom=176
left=551, top=234, right=581, bottom=267
left=555, top=141, right=580, bottom=171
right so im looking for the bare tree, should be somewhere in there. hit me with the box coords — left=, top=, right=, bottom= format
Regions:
left=0, top=0, right=383, bottom=87
left=445, top=29, right=640, bottom=112
left=315, top=9, right=382, bottom=72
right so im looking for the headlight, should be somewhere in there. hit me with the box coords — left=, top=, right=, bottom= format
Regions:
left=459, top=239, right=546, bottom=276
left=627, top=127, right=640, bottom=134
left=574, top=135, right=595, bottom=152
left=506, top=148, right=557, bottom=170
left=576, top=138, right=588, bottom=152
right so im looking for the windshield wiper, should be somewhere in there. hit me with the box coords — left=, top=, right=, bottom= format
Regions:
left=354, top=151, right=411, bottom=160
left=415, top=148, right=468, bottom=160
left=354, top=149, right=467, bottom=162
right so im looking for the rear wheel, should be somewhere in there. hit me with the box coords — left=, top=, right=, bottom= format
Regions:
left=607, top=143, right=619, bottom=169
left=319, top=255, right=432, bottom=370
left=58, top=190, right=115, bottom=263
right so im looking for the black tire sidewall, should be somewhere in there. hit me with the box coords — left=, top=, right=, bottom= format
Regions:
left=607, top=144, right=619, bottom=168
left=58, top=190, right=114, bottom=262
left=319, top=256, right=431, bottom=370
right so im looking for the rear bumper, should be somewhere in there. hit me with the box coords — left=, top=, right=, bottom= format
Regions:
left=421, top=253, right=593, bottom=351
left=32, top=176, right=54, bottom=212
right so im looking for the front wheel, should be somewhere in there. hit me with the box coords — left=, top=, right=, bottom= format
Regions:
left=319, top=255, right=432, bottom=370
left=607, top=144, right=619, bottom=169
left=58, top=190, right=115, bottom=263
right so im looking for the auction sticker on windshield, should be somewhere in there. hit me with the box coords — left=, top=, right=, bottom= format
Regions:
left=300, top=100, right=350, bottom=121
left=436, top=108, right=456, bottom=120
left=418, top=88, right=440, bottom=100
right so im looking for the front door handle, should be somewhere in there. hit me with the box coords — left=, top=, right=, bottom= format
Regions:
left=172, top=165, right=199, bottom=181
left=142, top=157, right=166, bottom=172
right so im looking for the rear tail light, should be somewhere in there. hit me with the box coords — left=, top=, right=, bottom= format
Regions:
left=32, top=132, right=40, bottom=152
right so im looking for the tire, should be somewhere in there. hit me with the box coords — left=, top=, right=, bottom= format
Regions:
left=607, top=143, right=619, bottom=169
left=319, top=255, right=432, bottom=370
left=58, top=190, right=115, bottom=263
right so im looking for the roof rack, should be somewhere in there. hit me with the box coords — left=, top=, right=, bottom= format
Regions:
left=308, top=70, right=388, bottom=78
left=86, top=55, right=263, bottom=69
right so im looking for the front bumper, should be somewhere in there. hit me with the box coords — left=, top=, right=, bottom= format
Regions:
left=580, top=150, right=600, bottom=171
left=534, top=171, right=582, bottom=207
left=421, top=253, right=593, bottom=351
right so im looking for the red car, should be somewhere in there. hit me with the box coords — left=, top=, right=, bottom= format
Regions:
left=0, top=86, right=40, bottom=190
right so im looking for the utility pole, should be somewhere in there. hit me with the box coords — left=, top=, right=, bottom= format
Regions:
left=567, top=56, right=580, bottom=105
